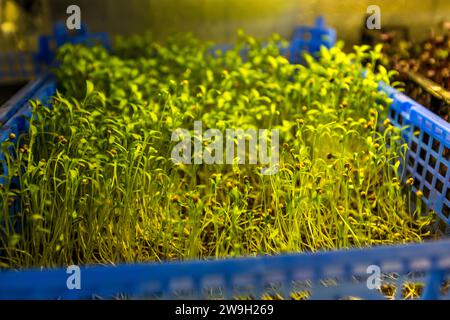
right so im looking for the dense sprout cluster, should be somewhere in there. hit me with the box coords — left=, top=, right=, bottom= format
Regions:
left=0, top=33, right=434, bottom=269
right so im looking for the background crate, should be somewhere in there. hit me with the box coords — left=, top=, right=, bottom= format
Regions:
left=288, top=16, right=336, bottom=64
left=0, top=19, right=449, bottom=300
left=0, top=23, right=111, bottom=85
left=209, top=17, right=335, bottom=64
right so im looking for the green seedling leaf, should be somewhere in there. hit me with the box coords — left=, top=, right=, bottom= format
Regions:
left=31, top=214, right=45, bottom=221
left=86, top=80, right=94, bottom=97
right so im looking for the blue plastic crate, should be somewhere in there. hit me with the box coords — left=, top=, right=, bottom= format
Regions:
left=1, top=19, right=450, bottom=300
left=0, top=23, right=110, bottom=84
left=34, top=22, right=111, bottom=66
left=288, top=16, right=336, bottom=64
left=0, top=239, right=449, bottom=300
left=0, top=74, right=56, bottom=185
left=381, top=82, right=450, bottom=226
